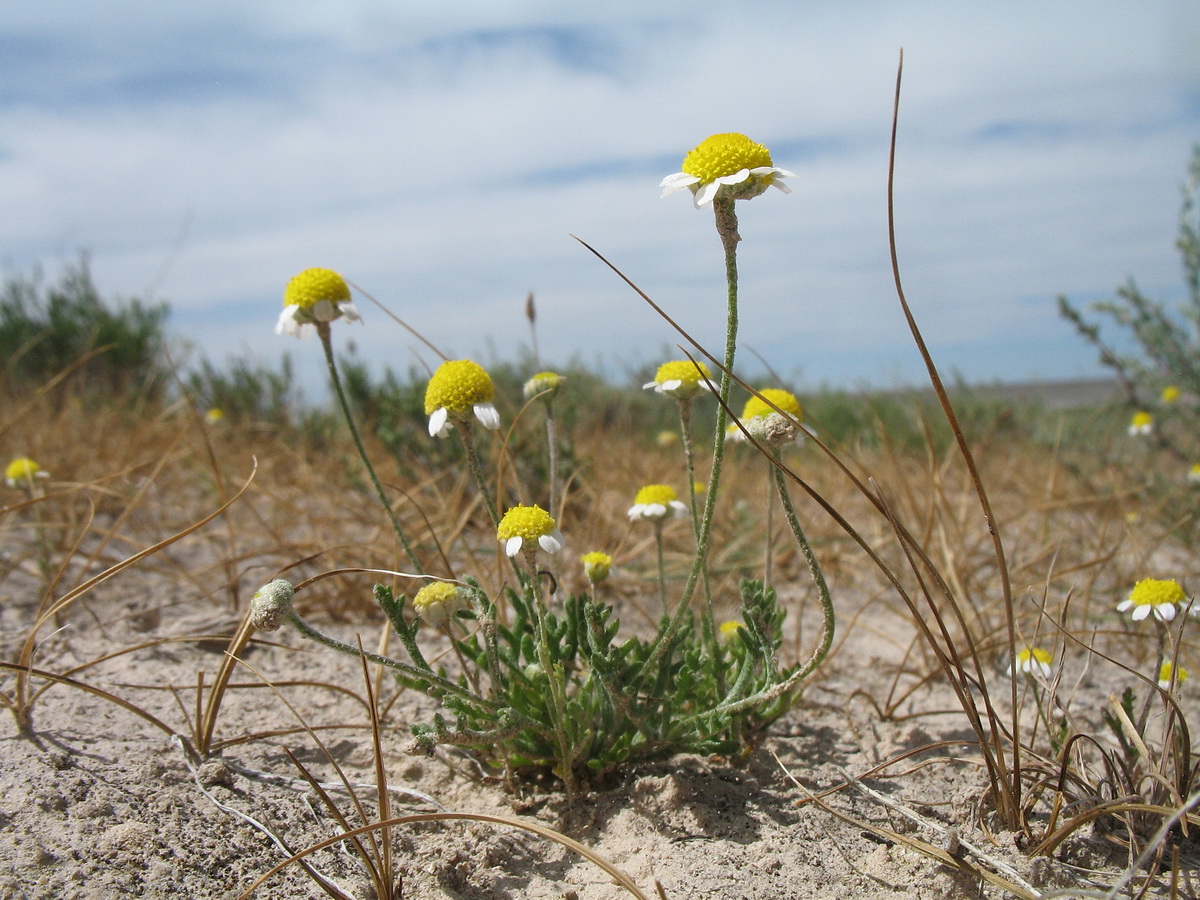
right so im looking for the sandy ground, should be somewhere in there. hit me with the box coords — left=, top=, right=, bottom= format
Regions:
left=1, top=427, right=1197, bottom=900
left=2, top=574, right=1183, bottom=900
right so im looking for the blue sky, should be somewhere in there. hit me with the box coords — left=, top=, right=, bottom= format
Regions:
left=2, top=2, right=1198, bottom=397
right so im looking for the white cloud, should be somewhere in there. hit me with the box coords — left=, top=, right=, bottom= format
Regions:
left=1, top=0, right=1197, bottom=396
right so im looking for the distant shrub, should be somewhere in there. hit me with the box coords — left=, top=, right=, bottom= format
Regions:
left=185, top=355, right=303, bottom=428
left=1058, top=144, right=1200, bottom=468
left=0, top=255, right=169, bottom=401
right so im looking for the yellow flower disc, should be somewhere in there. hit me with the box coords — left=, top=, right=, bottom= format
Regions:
left=742, top=389, right=802, bottom=421
left=5, top=457, right=41, bottom=482
left=581, top=551, right=613, bottom=583
left=1129, top=577, right=1186, bottom=608
left=718, top=620, right=744, bottom=646
left=284, top=268, right=350, bottom=309
left=425, top=360, right=495, bottom=415
left=412, top=582, right=467, bottom=626
left=1159, top=662, right=1189, bottom=684
left=655, top=360, right=710, bottom=387
left=1130, top=411, right=1153, bottom=428
left=1017, top=648, right=1053, bottom=666
left=633, top=484, right=678, bottom=506
left=496, top=504, right=556, bottom=543
left=681, top=133, right=774, bottom=184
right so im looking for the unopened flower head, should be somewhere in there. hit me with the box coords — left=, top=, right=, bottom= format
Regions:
left=1162, top=385, right=1181, bottom=404
left=644, top=360, right=712, bottom=400
left=249, top=579, right=295, bottom=632
left=628, top=484, right=689, bottom=522
left=1158, top=662, right=1189, bottom=690
left=5, top=457, right=48, bottom=488
left=1009, top=647, right=1054, bottom=680
left=425, top=359, right=501, bottom=438
left=1118, top=577, right=1186, bottom=622
left=581, top=551, right=614, bottom=584
left=411, top=582, right=469, bottom=627
left=497, top=504, right=562, bottom=558
left=276, top=267, right=361, bottom=339
left=661, top=133, right=795, bottom=208
left=523, top=371, right=563, bottom=402
left=1128, top=411, right=1153, bottom=436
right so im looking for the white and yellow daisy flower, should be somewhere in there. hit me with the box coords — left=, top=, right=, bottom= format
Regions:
left=661, top=133, right=795, bottom=208
left=276, top=267, right=360, bottom=339
left=424, top=359, right=501, bottom=438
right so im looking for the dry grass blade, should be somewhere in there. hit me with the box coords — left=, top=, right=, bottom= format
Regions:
left=772, top=751, right=1042, bottom=900
left=235, top=810, right=656, bottom=900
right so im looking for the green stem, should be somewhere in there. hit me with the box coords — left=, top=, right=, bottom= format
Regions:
left=286, top=610, right=493, bottom=709
left=459, top=419, right=501, bottom=530
left=654, top=524, right=667, bottom=615
left=523, top=549, right=577, bottom=795
left=318, top=325, right=424, bottom=576
left=545, top=403, right=560, bottom=519
left=641, top=196, right=740, bottom=676
left=770, top=449, right=835, bottom=678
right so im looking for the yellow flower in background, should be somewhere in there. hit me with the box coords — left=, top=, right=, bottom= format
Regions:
left=1158, top=662, right=1189, bottom=690
left=1118, top=577, right=1186, bottom=622
left=1189, top=463, right=1200, bottom=484
left=425, top=359, right=501, bottom=438
left=1128, top=410, right=1153, bottom=435
left=718, top=620, right=745, bottom=647
left=523, top=371, right=563, bottom=402
left=581, top=551, right=614, bottom=584
left=628, top=484, right=689, bottom=522
left=661, top=133, right=795, bottom=208
left=204, top=408, right=225, bottom=425
left=1162, top=385, right=1181, bottom=404
left=656, top=430, right=679, bottom=448
left=731, top=388, right=804, bottom=445
left=497, top=504, right=562, bottom=558
left=1009, top=647, right=1054, bottom=679
left=742, top=389, right=803, bottom=421
left=644, top=360, right=712, bottom=400
left=411, top=582, right=469, bottom=627
left=5, top=457, right=49, bottom=488
left=276, top=267, right=361, bottom=338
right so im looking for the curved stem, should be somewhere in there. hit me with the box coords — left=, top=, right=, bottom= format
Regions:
left=770, top=450, right=835, bottom=679
left=286, top=609, right=492, bottom=709
left=648, top=196, right=739, bottom=671
left=318, top=326, right=424, bottom=576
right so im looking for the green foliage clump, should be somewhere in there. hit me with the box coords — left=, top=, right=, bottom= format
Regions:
left=380, top=577, right=798, bottom=782
left=0, top=256, right=169, bottom=401
left=185, top=355, right=303, bottom=428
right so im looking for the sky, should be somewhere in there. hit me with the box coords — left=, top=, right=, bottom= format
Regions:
left=2, top=1, right=1199, bottom=399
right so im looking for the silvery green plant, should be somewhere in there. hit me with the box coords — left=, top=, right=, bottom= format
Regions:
left=259, top=134, right=834, bottom=794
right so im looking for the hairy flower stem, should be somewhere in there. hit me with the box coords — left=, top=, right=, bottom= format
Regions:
left=763, top=458, right=776, bottom=590
left=770, top=452, right=835, bottom=673
left=318, top=325, right=424, bottom=576
left=544, top=403, right=560, bottom=519
left=653, top=196, right=740, bottom=667
left=654, top=524, right=667, bottom=614
left=458, top=420, right=501, bottom=531
left=523, top=549, right=577, bottom=796
left=285, top=609, right=495, bottom=709
left=678, top=399, right=717, bottom=642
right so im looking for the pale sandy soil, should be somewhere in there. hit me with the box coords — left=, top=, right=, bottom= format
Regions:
left=1, top=412, right=1198, bottom=900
